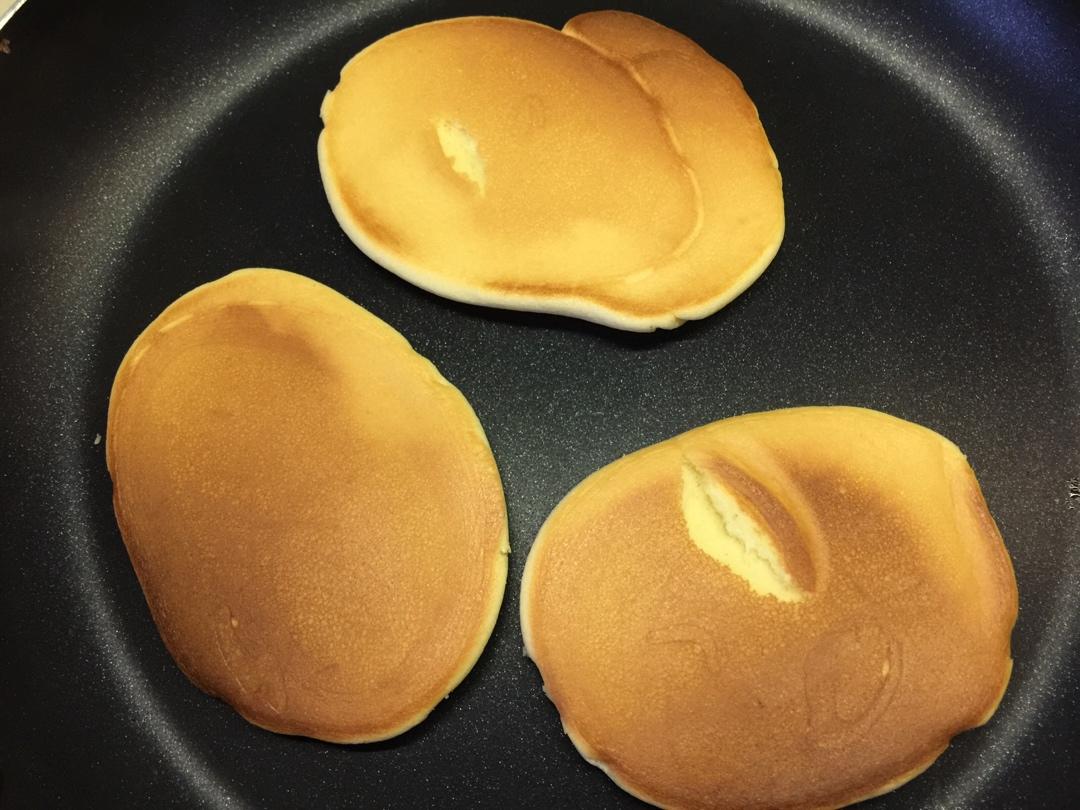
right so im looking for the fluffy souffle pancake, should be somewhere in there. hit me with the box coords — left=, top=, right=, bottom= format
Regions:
left=318, top=11, right=784, bottom=331
left=521, top=407, right=1017, bottom=809
left=106, top=268, right=509, bottom=743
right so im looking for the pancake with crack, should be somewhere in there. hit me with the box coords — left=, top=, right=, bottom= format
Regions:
left=521, top=406, right=1016, bottom=809
left=318, top=11, right=783, bottom=331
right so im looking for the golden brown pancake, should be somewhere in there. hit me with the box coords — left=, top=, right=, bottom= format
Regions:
left=318, top=11, right=783, bottom=331
left=106, top=268, right=508, bottom=742
left=521, top=407, right=1017, bottom=809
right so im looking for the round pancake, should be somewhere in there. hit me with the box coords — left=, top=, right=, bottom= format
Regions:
left=106, top=268, right=508, bottom=743
left=521, top=407, right=1017, bottom=809
left=318, top=11, right=784, bottom=331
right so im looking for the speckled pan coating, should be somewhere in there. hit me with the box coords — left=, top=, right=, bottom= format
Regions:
left=0, top=0, right=1077, bottom=808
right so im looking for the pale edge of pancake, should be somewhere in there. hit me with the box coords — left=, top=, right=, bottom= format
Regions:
left=316, top=16, right=785, bottom=333
left=519, top=405, right=1015, bottom=808
left=107, top=267, right=510, bottom=744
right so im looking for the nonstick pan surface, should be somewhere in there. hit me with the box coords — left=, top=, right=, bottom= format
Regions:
left=1, top=1, right=1078, bottom=807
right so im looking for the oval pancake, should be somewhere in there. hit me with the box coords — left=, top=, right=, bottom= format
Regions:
left=521, top=407, right=1017, bottom=809
left=318, top=11, right=784, bottom=331
left=106, top=268, right=509, bottom=742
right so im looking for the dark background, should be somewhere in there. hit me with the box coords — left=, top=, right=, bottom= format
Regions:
left=1, top=0, right=1078, bottom=807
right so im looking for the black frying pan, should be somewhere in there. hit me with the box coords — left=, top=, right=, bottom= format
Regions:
left=1, top=0, right=1078, bottom=807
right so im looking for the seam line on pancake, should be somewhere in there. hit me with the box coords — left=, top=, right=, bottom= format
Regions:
left=560, top=27, right=704, bottom=271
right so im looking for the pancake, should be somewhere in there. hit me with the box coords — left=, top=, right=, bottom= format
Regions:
left=106, top=268, right=509, bottom=743
left=318, top=11, right=784, bottom=331
left=521, top=407, right=1017, bottom=809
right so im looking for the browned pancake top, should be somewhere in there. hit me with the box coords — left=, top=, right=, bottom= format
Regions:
left=107, top=269, right=508, bottom=742
left=319, top=11, right=784, bottom=330
left=522, top=407, right=1016, bottom=809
